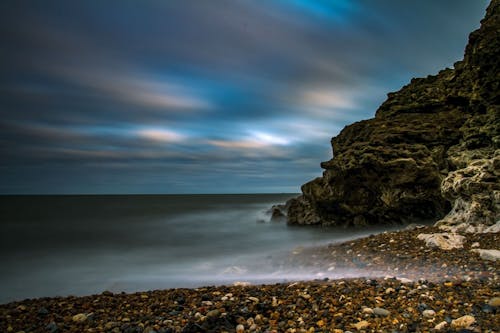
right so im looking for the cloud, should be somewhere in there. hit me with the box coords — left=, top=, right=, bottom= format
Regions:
left=136, top=128, right=186, bottom=143
left=0, top=0, right=490, bottom=193
left=51, top=66, right=213, bottom=111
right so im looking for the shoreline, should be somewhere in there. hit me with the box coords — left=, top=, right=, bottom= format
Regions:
left=2, top=227, right=498, bottom=332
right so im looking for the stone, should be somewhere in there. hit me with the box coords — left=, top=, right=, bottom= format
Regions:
left=362, top=307, right=374, bottom=314
left=398, top=277, right=413, bottom=284
left=72, top=313, right=88, bottom=323
left=206, top=309, right=220, bottom=318
left=488, top=297, right=500, bottom=307
left=352, top=320, right=369, bottom=330
left=422, top=309, right=436, bottom=317
left=236, top=324, right=245, bottom=333
left=416, top=233, right=465, bottom=250
left=373, top=307, right=390, bottom=316
left=434, top=321, right=448, bottom=331
left=451, top=315, right=475, bottom=329
left=472, top=249, right=500, bottom=261
left=46, top=322, right=58, bottom=333
left=105, top=322, right=120, bottom=330
left=37, top=307, right=49, bottom=316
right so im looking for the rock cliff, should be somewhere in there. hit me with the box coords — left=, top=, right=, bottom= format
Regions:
left=287, top=0, right=499, bottom=228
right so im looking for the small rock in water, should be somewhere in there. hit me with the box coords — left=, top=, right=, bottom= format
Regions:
left=236, top=324, right=245, bottom=333
left=373, top=307, right=390, bottom=316
left=398, top=277, right=413, bottom=284
left=451, top=315, right=475, bottom=329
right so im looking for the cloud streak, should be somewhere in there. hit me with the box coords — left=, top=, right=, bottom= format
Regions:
left=0, top=0, right=490, bottom=193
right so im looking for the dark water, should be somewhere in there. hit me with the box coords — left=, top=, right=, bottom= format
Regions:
left=0, top=194, right=393, bottom=303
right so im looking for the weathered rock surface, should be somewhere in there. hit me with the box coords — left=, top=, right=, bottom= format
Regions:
left=416, top=232, right=465, bottom=250
left=287, top=0, right=499, bottom=227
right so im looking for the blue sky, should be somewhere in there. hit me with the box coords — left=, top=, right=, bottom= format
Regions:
left=0, top=0, right=489, bottom=194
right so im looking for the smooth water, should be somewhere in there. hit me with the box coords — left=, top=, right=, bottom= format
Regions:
left=0, top=194, right=392, bottom=303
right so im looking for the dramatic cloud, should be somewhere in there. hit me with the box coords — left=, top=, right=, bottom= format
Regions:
left=0, top=0, right=489, bottom=194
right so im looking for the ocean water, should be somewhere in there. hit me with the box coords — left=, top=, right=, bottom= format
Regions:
left=0, top=194, right=392, bottom=303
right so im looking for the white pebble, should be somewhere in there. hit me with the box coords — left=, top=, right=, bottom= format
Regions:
left=422, top=309, right=435, bottom=317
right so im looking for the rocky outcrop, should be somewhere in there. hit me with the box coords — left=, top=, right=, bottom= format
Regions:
left=287, top=0, right=499, bottom=227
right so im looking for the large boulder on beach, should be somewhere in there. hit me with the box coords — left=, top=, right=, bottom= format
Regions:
left=287, top=0, right=499, bottom=227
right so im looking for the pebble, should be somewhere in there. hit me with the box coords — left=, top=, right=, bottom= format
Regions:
left=422, top=309, right=436, bottom=317
left=488, top=297, right=500, bottom=307
left=206, top=309, right=220, bottom=318
left=362, top=307, right=374, bottom=314
left=37, top=307, right=49, bottom=316
left=72, top=313, right=88, bottom=323
left=434, top=321, right=448, bottom=331
left=236, top=324, right=245, bottom=332
left=451, top=315, right=475, bottom=329
left=373, top=307, right=390, bottom=316
left=352, top=320, right=369, bottom=330
left=45, top=322, right=58, bottom=333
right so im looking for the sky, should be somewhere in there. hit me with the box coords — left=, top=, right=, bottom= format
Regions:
left=0, top=0, right=489, bottom=194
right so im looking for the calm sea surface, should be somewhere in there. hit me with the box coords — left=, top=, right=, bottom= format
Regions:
left=0, top=194, right=393, bottom=303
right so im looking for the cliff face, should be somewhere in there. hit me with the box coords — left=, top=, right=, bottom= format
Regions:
left=287, top=0, right=499, bottom=228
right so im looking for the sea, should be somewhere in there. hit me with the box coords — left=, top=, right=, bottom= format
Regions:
left=0, top=194, right=394, bottom=304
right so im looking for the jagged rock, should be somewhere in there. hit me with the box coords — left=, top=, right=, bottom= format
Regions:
left=287, top=0, right=500, bottom=227
left=436, top=156, right=499, bottom=229
left=416, top=233, right=465, bottom=250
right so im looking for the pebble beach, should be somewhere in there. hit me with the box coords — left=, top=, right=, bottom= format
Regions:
left=1, top=226, right=498, bottom=333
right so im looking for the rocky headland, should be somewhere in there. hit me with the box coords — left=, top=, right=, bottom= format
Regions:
left=285, top=0, right=499, bottom=231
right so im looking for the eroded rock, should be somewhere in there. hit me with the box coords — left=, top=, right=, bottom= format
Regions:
left=286, top=0, right=500, bottom=228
